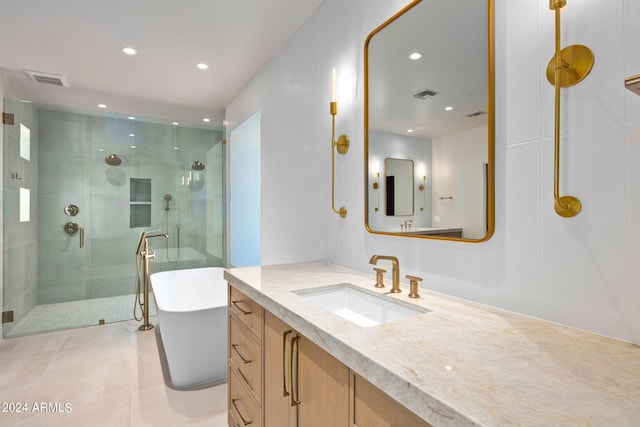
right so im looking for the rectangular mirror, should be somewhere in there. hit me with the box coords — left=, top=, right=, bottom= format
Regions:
left=385, top=158, right=414, bottom=216
left=364, top=0, right=494, bottom=241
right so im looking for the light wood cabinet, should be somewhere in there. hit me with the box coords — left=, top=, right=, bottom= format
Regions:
left=350, top=372, right=432, bottom=427
left=228, top=284, right=429, bottom=427
left=228, top=286, right=263, bottom=427
left=264, top=310, right=349, bottom=427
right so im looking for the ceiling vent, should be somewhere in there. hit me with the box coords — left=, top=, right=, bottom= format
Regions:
left=466, top=110, right=487, bottom=118
left=413, top=89, right=439, bottom=100
left=24, top=70, right=70, bottom=87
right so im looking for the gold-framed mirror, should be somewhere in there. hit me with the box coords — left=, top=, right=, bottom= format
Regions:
left=364, top=0, right=494, bottom=242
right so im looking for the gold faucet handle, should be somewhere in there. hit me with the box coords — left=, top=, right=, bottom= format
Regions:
left=406, top=275, right=422, bottom=298
left=373, top=267, right=386, bottom=288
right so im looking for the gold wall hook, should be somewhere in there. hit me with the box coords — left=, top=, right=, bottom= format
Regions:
left=547, top=0, right=593, bottom=218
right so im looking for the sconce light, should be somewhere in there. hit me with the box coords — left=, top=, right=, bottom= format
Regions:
left=417, top=164, right=426, bottom=212
left=371, top=160, right=380, bottom=212
left=330, top=67, right=349, bottom=218
left=547, top=0, right=594, bottom=217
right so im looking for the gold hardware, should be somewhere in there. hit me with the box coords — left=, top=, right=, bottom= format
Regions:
left=406, top=275, right=422, bottom=299
left=98, top=319, right=105, bottom=325
left=373, top=267, right=386, bottom=288
left=290, top=335, right=300, bottom=407
left=232, top=344, right=252, bottom=364
left=330, top=74, right=349, bottom=218
left=63, top=222, right=79, bottom=236
left=2, top=311, right=14, bottom=323
left=282, top=330, right=292, bottom=397
left=2, top=112, right=14, bottom=125
left=11, top=173, right=22, bottom=180
left=547, top=0, right=593, bottom=218
left=64, top=204, right=80, bottom=216
left=625, top=74, right=640, bottom=96
left=79, top=227, right=84, bottom=249
left=231, top=300, right=252, bottom=316
left=369, top=255, right=401, bottom=293
left=372, top=172, right=380, bottom=211
left=231, top=398, right=253, bottom=426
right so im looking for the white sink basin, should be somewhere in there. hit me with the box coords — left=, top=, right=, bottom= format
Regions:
left=292, top=283, right=430, bottom=327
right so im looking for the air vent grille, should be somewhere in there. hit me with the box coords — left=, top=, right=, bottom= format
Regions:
left=24, top=70, right=70, bottom=87
left=413, top=89, right=439, bottom=100
left=466, top=111, right=487, bottom=118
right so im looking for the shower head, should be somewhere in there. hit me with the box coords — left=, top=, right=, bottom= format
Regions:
left=192, top=160, right=205, bottom=171
left=164, top=194, right=172, bottom=211
left=105, top=153, right=122, bottom=166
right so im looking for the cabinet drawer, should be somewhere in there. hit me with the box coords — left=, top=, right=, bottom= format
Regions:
left=230, top=368, right=262, bottom=427
left=229, top=285, right=263, bottom=338
left=229, top=314, right=262, bottom=404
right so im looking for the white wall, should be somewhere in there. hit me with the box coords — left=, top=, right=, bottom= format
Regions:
left=432, top=125, right=487, bottom=239
left=226, top=0, right=640, bottom=343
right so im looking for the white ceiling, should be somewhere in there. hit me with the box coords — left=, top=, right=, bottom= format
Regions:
left=0, top=0, right=325, bottom=129
left=368, top=0, right=488, bottom=140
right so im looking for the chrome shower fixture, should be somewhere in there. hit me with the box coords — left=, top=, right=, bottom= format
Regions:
left=164, top=194, right=172, bottom=211
left=191, top=160, right=205, bottom=171
left=105, top=153, right=122, bottom=166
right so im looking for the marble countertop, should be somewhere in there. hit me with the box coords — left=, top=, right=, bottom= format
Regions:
left=224, top=262, right=640, bottom=426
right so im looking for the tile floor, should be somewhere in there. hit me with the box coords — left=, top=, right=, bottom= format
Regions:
left=0, top=319, right=229, bottom=426
left=6, top=295, right=157, bottom=337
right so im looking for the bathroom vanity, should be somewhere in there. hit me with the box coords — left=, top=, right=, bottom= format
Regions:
left=225, top=262, right=640, bottom=426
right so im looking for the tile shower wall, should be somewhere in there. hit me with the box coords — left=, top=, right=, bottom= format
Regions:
left=2, top=98, right=38, bottom=336
left=225, top=0, right=640, bottom=343
left=37, top=108, right=222, bottom=304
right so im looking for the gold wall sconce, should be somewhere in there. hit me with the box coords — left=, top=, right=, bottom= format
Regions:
left=417, top=164, right=426, bottom=212
left=371, top=161, right=380, bottom=212
left=547, top=0, right=594, bottom=217
left=330, top=67, right=349, bottom=218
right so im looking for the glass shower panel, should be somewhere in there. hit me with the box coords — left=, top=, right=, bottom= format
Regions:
left=3, top=101, right=225, bottom=337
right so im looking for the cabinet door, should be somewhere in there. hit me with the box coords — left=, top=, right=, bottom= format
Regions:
left=297, top=336, right=349, bottom=427
left=351, top=373, right=432, bottom=427
left=264, top=311, right=296, bottom=427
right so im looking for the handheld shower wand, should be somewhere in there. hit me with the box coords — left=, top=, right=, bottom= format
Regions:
left=163, top=194, right=172, bottom=211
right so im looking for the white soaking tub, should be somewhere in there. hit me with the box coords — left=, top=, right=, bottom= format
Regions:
left=150, top=267, right=227, bottom=388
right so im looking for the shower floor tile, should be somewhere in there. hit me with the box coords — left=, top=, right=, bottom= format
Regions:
left=6, top=294, right=157, bottom=337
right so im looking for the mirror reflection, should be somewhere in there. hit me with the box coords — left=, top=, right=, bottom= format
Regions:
left=365, top=0, right=494, bottom=241
left=384, top=158, right=414, bottom=216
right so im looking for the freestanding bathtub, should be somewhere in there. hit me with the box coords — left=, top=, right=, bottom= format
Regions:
left=150, top=267, right=228, bottom=388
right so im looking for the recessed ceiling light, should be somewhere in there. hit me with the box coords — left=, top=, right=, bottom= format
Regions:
left=122, top=47, right=137, bottom=55
left=409, top=52, right=422, bottom=60
left=172, top=122, right=179, bottom=126
left=407, top=129, right=414, bottom=133
left=196, top=62, right=209, bottom=70
left=129, top=133, right=135, bottom=137
left=98, top=104, right=107, bottom=109
left=98, top=148, right=105, bottom=152
left=445, top=106, right=453, bottom=111
left=203, top=118, right=210, bottom=122
left=131, top=145, right=136, bottom=149
left=128, top=116, right=135, bottom=120
left=173, top=147, right=179, bottom=150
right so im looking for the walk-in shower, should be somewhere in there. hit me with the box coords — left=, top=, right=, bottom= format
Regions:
left=2, top=100, right=226, bottom=337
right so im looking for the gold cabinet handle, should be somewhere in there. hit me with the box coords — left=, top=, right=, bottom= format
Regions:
left=231, top=300, right=252, bottom=315
left=231, top=344, right=251, bottom=364
left=282, top=330, right=292, bottom=397
left=79, top=227, right=84, bottom=249
left=290, top=335, right=300, bottom=407
left=231, top=398, right=253, bottom=426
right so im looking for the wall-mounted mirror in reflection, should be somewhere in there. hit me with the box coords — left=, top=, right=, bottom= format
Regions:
left=385, top=158, right=414, bottom=216
left=364, top=0, right=494, bottom=241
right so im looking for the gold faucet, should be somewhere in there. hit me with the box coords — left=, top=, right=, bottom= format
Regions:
left=369, top=255, right=401, bottom=293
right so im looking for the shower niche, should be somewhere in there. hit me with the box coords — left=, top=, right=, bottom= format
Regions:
left=130, top=178, right=152, bottom=228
